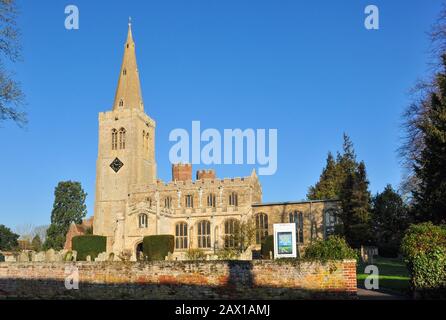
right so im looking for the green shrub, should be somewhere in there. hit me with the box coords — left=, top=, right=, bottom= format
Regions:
left=401, top=222, right=446, bottom=298
left=185, top=248, right=206, bottom=261
left=216, top=248, right=240, bottom=260
left=0, top=252, right=4, bottom=262
left=261, top=235, right=274, bottom=259
left=304, top=235, right=358, bottom=262
left=142, top=235, right=174, bottom=261
left=72, top=235, right=106, bottom=261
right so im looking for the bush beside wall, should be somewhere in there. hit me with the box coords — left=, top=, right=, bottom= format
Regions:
left=72, top=235, right=106, bottom=261
left=0, top=252, right=4, bottom=262
left=143, top=235, right=174, bottom=261
left=261, top=235, right=274, bottom=259
left=401, top=222, right=446, bottom=298
left=304, top=236, right=358, bottom=262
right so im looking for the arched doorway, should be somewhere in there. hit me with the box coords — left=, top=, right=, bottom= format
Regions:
left=136, top=242, right=144, bottom=261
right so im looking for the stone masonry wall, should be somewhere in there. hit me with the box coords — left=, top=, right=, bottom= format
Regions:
left=0, top=260, right=357, bottom=299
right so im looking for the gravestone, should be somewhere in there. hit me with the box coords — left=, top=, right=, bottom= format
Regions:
left=18, top=251, right=29, bottom=262
left=45, top=249, right=56, bottom=262
left=35, top=251, right=46, bottom=262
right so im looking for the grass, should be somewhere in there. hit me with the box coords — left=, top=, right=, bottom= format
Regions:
left=357, top=257, right=410, bottom=295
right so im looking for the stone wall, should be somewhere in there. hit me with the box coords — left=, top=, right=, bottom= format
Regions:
left=0, top=260, right=356, bottom=299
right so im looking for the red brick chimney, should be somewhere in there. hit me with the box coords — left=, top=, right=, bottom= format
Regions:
left=172, top=163, right=192, bottom=182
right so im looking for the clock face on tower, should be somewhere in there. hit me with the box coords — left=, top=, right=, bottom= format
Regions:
left=110, top=157, right=124, bottom=173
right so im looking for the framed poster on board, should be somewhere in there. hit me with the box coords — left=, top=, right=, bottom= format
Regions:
left=273, top=223, right=297, bottom=258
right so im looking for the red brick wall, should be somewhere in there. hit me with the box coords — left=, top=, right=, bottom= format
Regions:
left=0, top=260, right=357, bottom=299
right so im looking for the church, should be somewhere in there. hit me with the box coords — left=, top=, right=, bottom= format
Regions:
left=90, top=23, right=339, bottom=260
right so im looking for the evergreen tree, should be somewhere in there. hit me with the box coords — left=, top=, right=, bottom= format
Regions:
left=307, top=152, right=340, bottom=200
left=0, top=224, right=19, bottom=250
left=307, top=133, right=358, bottom=200
left=371, top=185, right=410, bottom=251
left=339, top=161, right=372, bottom=248
left=412, top=55, right=446, bottom=224
left=43, top=181, right=87, bottom=250
left=31, top=234, right=42, bottom=251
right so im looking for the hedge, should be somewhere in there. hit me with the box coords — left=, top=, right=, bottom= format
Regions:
left=72, top=235, right=107, bottom=261
left=142, top=235, right=174, bottom=261
left=260, top=235, right=274, bottom=259
left=0, top=252, right=4, bottom=262
left=401, top=222, right=446, bottom=298
left=304, top=235, right=358, bottom=262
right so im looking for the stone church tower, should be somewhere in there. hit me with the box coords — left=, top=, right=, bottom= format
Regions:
left=93, top=23, right=157, bottom=252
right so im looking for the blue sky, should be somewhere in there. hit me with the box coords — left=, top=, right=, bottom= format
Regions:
left=0, top=0, right=442, bottom=228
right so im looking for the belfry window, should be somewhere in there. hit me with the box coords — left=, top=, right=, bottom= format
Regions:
left=111, top=129, right=118, bottom=150
left=175, top=222, right=188, bottom=250
left=197, top=220, right=211, bottom=249
left=119, top=99, right=124, bottom=107
left=289, top=211, right=304, bottom=243
left=138, top=214, right=148, bottom=228
left=119, top=128, right=126, bottom=149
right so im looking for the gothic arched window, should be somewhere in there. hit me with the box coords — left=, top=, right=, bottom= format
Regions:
left=224, top=219, right=240, bottom=248
left=197, top=220, right=211, bottom=248
left=289, top=211, right=304, bottom=243
left=175, top=222, right=188, bottom=250
left=119, top=128, right=126, bottom=149
left=138, top=213, right=148, bottom=228
left=255, top=213, right=268, bottom=244
left=111, top=129, right=118, bottom=150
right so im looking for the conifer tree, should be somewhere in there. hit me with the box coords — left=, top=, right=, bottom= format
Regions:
left=43, top=181, right=87, bottom=250
left=412, top=55, right=446, bottom=224
left=339, top=161, right=372, bottom=248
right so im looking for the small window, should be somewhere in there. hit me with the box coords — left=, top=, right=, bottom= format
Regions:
left=229, top=192, right=238, bottom=206
left=138, top=214, right=148, bottom=228
left=207, top=193, right=216, bottom=208
left=123, top=68, right=127, bottom=75
left=185, top=194, right=194, bottom=208
left=164, top=196, right=172, bottom=209
left=119, top=99, right=124, bottom=107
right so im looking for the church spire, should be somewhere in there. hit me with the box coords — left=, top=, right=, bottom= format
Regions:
left=112, top=20, right=144, bottom=111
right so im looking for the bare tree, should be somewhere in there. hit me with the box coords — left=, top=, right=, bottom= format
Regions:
left=0, top=0, right=25, bottom=126
left=14, top=222, right=34, bottom=241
